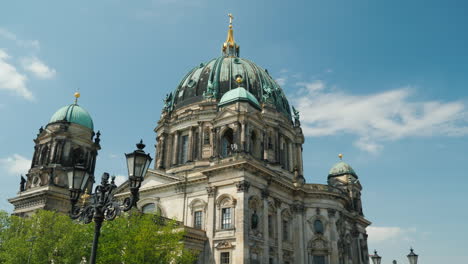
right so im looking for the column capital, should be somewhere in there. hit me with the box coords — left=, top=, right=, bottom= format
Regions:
left=206, top=186, right=217, bottom=197
left=236, top=180, right=250, bottom=193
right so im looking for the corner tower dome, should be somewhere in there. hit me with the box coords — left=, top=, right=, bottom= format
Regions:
left=162, top=14, right=292, bottom=120
left=48, top=92, right=94, bottom=130
left=328, top=154, right=358, bottom=179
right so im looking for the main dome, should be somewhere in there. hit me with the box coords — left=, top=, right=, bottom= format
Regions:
left=49, top=104, right=94, bottom=130
left=163, top=20, right=292, bottom=120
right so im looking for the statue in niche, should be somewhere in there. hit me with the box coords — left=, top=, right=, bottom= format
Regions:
left=251, top=210, right=259, bottom=229
left=20, top=175, right=26, bottom=192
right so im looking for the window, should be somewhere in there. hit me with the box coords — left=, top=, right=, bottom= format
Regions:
left=269, top=258, right=274, bottom=264
left=180, top=135, right=189, bottom=163
left=221, top=252, right=230, bottom=264
left=142, top=203, right=156, bottom=214
left=204, top=129, right=210, bottom=145
left=282, top=220, right=289, bottom=240
left=194, top=211, right=202, bottom=229
left=221, top=129, right=234, bottom=157
left=314, top=220, right=324, bottom=234
left=313, top=256, right=326, bottom=264
left=221, top=208, right=232, bottom=229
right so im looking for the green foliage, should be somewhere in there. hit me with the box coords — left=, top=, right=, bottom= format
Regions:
left=0, top=210, right=197, bottom=264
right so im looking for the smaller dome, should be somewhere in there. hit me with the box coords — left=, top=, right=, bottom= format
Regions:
left=328, top=161, right=358, bottom=178
left=218, top=87, right=261, bottom=109
left=49, top=104, right=94, bottom=130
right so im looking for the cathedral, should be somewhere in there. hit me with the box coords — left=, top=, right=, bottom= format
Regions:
left=9, top=16, right=371, bottom=264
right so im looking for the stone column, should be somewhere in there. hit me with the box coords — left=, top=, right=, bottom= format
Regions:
left=240, top=122, right=246, bottom=151
left=262, top=189, right=270, bottom=264
left=327, top=209, right=339, bottom=264
left=297, top=143, right=303, bottom=175
left=276, top=202, right=283, bottom=264
left=172, top=132, right=179, bottom=165
left=198, top=125, right=203, bottom=159
left=292, top=202, right=305, bottom=264
left=188, top=127, right=194, bottom=161
left=206, top=186, right=217, bottom=264
left=288, top=142, right=294, bottom=172
left=236, top=180, right=250, bottom=263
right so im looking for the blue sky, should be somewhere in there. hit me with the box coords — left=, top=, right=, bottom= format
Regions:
left=1, top=0, right=467, bottom=263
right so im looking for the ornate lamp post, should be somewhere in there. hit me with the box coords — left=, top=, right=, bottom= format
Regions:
left=68, top=140, right=152, bottom=264
left=407, top=248, right=419, bottom=264
left=370, top=250, right=382, bottom=264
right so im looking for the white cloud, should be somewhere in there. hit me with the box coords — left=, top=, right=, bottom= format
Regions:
left=0, top=27, right=40, bottom=50
left=367, top=226, right=417, bottom=244
left=21, top=57, right=56, bottom=79
left=113, top=175, right=127, bottom=186
left=0, top=49, right=33, bottom=100
left=292, top=80, right=468, bottom=153
left=0, top=154, right=31, bottom=175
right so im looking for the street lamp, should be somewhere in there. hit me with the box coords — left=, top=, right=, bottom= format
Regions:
left=68, top=140, right=152, bottom=264
left=407, top=248, right=418, bottom=264
left=67, top=165, right=90, bottom=206
left=370, top=250, right=382, bottom=264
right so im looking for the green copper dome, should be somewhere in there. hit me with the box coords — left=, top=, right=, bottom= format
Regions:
left=49, top=104, right=94, bottom=130
left=219, top=87, right=261, bottom=109
left=328, top=161, right=358, bottom=178
left=163, top=56, right=292, bottom=119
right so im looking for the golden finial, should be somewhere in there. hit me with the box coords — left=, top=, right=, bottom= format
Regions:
left=74, top=91, right=80, bottom=104
left=236, top=76, right=243, bottom=84
left=225, top=13, right=235, bottom=46
left=338, top=153, right=343, bottom=160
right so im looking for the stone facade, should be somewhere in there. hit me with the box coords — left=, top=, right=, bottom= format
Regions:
left=115, top=94, right=371, bottom=264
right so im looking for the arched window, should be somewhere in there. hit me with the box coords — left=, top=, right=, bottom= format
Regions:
left=221, top=128, right=234, bottom=157
left=250, top=131, right=256, bottom=155
left=142, top=203, right=156, bottom=213
left=314, top=219, right=324, bottom=234
left=142, top=203, right=161, bottom=215
left=217, top=194, right=236, bottom=230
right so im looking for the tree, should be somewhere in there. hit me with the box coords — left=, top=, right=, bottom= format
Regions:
left=0, top=210, right=197, bottom=264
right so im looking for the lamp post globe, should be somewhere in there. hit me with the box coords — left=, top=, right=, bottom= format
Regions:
left=407, top=248, right=418, bottom=264
left=67, top=165, right=90, bottom=205
left=125, top=139, right=152, bottom=184
left=370, top=250, right=382, bottom=264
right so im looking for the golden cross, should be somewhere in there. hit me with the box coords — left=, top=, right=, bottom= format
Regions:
left=228, top=13, right=234, bottom=26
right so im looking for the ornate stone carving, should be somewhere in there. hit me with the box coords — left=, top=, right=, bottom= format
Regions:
left=291, top=201, right=305, bottom=213
left=273, top=197, right=282, bottom=209
left=206, top=186, right=217, bottom=197
left=215, top=240, right=234, bottom=249
left=327, top=208, right=337, bottom=218
left=236, top=180, right=250, bottom=192
left=261, top=189, right=269, bottom=199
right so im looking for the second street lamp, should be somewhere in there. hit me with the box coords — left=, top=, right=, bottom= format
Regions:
left=407, top=248, right=419, bottom=264
left=371, top=250, right=382, bottom=264
left=68, top=140, right=152, bottom=264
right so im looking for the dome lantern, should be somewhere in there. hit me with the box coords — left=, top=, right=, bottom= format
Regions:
left=222, top=13, right=239, bottom=57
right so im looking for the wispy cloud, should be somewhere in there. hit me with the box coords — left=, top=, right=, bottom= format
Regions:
left=0, top=154, right=31, bottom=175
left=0, top=49, right=33, bottom=100
left=21, top=57, right=56, bottom=79
left=367, top=226, right=417, bottom=243
left=0, top=27, right=40, bottom=50
left=292, top=80, right=468, bottom=153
